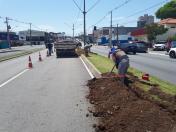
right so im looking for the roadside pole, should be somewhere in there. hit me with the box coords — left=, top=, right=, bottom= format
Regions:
left=109, top=11, right=112, bottom=48
left=73, top=24, right=75, bottom=41
left=29, top=23, right=32, bottom=46
left=83, top=0, right=86, bottom=46
left=5, top=17, right=11, bottom=49
left=116, top=24, right=119, bottom=47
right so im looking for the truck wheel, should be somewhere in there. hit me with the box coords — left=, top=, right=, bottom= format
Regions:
left=169, top=51, right=176, bottom=58
left=56, top=52, right=60, bottom=58
left=133, top=51, right=136, bottom=55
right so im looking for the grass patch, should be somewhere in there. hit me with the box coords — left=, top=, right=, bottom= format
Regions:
left=87, top=53, right=176, bottom=95
left=0, top=48, right=44, bottom=62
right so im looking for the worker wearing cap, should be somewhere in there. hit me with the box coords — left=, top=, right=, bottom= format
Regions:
left=108, top=48, right=129, bottom=84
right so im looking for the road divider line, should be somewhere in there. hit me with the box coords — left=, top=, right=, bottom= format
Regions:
left=79, top=57, right=95, bottom=79
left=0, top=69, right=29, bottom=88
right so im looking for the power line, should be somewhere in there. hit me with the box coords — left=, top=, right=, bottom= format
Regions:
left=64, top=22, right=72, bottom=29
left=72, top=0, right=83, bottom=12
left=112, top=0, right=132, bottom=12
left=32, top=24, right=43, bottom=31
left=89, top=0, right=132, bottom=29
left=0, top=15, right=48, bottom=32
left=119, top=1, right=168, bottom=27
left=87, top=0, right=101, bottom=13
left=115, top=0, right=169, bottom=23
left=74, top=0, right=83, bottom=26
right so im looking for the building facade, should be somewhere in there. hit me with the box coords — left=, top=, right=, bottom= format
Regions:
left=0, top=32, right=19, bottom=49
left=137, top=14, right=154, bottom=28
left=18, top=30, right=45, bottom=45
left=93, top=26, right=139, bottom=44
left=157, top=18, right=176, bottom=41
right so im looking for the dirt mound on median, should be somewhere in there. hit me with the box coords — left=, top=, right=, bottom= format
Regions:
left=87, top=73, right=176, bottom=132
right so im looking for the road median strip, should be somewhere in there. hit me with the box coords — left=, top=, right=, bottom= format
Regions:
left=87, top=53, right=176, bottom=95
left=0, top=48, right=44, bottom=62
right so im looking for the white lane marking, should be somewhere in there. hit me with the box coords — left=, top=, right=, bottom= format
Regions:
left=0, top=69, right=29, bottom=88
left=148, top=52, right=167, bottom=56
left=79, top=57, right=95, bottom=79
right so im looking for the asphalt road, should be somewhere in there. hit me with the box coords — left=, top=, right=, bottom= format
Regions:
left=0, top=49, right=47, bottom=84
left=0, top=53, right=94, bottom=132
left=91, top=46, right=176, bottom=85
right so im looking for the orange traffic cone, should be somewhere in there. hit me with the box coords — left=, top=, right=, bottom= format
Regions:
left=142, top=73, right=149, bottom=81
left=39, top=52, right=42, bottom=61
left=28, top=56, right=33, bottom=68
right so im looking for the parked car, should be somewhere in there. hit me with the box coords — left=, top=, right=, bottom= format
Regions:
left=169, top=41, right=176, bottom=58
left=134, top=42, right=148, bottom=53
left=153, top=41, right=166, bottom=51
left=118, top=43, right=137, bottom=54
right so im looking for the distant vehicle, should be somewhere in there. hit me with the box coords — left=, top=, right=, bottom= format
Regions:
left=153, top=41, right=166, bottom=51
left=169, top=41, right=176, bottom=58
left=118, top=43, right=137, bottom=55
left=134, top=42, right=148, bottom=53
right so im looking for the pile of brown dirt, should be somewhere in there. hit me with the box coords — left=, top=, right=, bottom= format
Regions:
left=87, top=73, right=176, bottom=132
left=75, top=48, right=85, bottom=56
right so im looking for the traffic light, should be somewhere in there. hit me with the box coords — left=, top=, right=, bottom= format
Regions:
left=94, top=26, right=97, bottom=30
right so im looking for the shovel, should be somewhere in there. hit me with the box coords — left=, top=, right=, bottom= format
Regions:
left=109, top=64, right=116, bottom=74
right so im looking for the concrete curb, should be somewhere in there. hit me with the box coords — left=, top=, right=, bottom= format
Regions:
left=80, top=55, right=102, bottom=78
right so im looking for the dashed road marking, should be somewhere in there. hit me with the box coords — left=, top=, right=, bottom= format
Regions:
left=0, top=69, right=29, bottom=88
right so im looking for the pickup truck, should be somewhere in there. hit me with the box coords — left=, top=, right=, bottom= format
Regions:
left=54, top=40, right=80, bottom=58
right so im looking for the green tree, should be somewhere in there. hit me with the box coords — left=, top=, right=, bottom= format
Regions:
left=156, top=0, right=176, bottom=19
left=171, top=35, right=176, bottom=41
left=145, top=23, right=168, bottom=43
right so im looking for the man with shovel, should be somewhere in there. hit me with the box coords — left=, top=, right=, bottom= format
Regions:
left=108, top=47, right=129, bottom=84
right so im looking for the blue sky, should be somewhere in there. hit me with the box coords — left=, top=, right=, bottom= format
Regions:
left=0, top=0, right=170, bottom=35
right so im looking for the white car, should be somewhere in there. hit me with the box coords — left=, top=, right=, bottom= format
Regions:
left=169, top=41, right=176, bottom=58
left=153, top=41, right=166, bottom=51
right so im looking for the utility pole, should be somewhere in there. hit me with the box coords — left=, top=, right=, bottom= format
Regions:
left=29, top=23, right=32, bottom=46
left=5, top=17, right=11, bottom=49
left=83, top=0, right=86, bottom=46
left=116, top=24, right=119, bottom=47
left=73, top=24, right=75, bottom=41
left=109, top=11, right=112, bottom=48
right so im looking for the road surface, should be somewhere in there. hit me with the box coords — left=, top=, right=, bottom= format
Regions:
left=0, top=52, right=94, bottom=132
left=91, top=46, right=176, bottom=85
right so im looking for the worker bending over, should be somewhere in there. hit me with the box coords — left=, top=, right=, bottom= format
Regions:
left=108, top=48, right=129, bottom=84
